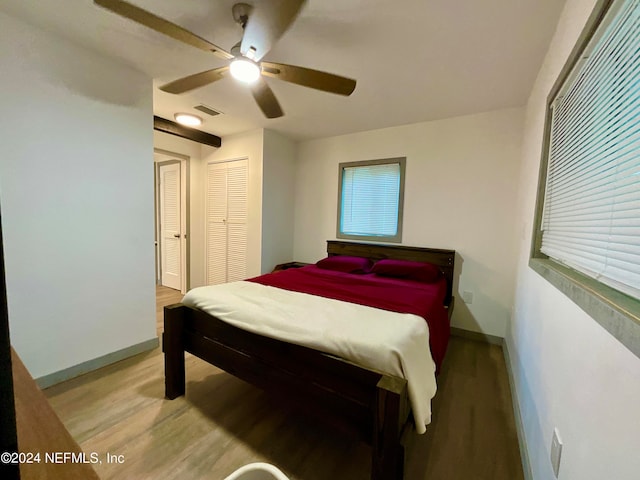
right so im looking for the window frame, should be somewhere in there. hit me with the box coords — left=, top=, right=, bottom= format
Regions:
left=530, top=0, right=640, bottom=359
left=336, top=157, right=406, bottom=243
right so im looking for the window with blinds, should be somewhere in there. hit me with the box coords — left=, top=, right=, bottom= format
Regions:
left=337, top=157, right=405, bottom=242
left=539, top=0, right=640, bottom=300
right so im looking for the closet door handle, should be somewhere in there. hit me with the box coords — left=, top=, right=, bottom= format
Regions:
left=173, top=233, right=181, bottom=238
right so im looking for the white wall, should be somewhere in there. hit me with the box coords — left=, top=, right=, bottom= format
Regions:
left=507, top=1, right=640, bottom=479
left=293, top=109, right=524, bottom=337
left=201, top=129, right=264, bottom=278
left=153, top=131, right=206, bottom=288
left=0, top=12, right=156, bottom=379
left=261, top=130, right=296, bottom=273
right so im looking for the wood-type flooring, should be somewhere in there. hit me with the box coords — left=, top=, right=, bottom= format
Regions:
left=43, top=285, right=524, bottom=480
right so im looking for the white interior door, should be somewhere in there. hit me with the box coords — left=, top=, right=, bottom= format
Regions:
left=160, top=162, right=181, bottom=290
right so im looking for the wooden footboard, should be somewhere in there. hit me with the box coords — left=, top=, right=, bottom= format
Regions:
left=163, top=303, right=410, bottom=480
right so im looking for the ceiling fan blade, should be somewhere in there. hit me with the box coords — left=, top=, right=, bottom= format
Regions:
left=159, top=66, right=229, bottom=94
left=250, top=77, right=284, bottom=118
left=241, top=0, right=306, bottom=61
left=261, top=62, right=356, bottom=96
left=94, top=0, right=233, bottom=60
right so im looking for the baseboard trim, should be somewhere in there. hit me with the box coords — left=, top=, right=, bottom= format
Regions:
left=502, top=342, right=533, bottom=480
left=35, top=337, right=159, bottom=389
left=450, top=326, right=503, bottom=345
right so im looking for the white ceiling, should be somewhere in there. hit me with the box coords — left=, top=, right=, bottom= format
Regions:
left=0, top=0, right=566, bottom=141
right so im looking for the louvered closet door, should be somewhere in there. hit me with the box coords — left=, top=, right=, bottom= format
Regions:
left=226, top=160, right=248, bottom=282
left=205, top=159, right=248, bottom=285
left=206, top=163, right=228, bottom=285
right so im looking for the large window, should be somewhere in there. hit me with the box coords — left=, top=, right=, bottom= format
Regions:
left=337, top=157, right=406, bottom=243
left=531, top=0, right=640, bottom=357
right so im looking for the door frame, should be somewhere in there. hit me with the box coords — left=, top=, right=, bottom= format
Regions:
left=154, top=149, right=189, bottom=293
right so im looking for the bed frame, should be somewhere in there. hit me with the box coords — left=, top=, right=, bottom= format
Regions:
left=163, top=240, right=456, bottom=480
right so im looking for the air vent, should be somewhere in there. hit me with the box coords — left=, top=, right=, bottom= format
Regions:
left=193, top=104, right=222, bottom=117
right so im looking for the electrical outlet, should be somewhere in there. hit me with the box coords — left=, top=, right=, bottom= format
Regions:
left=462, top=290, right=474, bottom=304
left=550, top=428, right=563, bottom=478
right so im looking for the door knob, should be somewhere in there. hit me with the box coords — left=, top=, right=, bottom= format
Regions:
left=174, top=233, right=181, bottom=238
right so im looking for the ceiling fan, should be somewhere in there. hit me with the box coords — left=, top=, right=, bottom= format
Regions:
left=94, top=0, right=357, bottom=119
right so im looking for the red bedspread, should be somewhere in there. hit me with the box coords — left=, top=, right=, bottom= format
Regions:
left=248, top=265, right=450, bottom=371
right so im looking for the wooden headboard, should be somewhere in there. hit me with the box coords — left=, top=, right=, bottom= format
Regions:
left=327, top=240, right=456, bottom=306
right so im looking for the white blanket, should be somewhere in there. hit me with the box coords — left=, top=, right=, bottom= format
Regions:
left=182, top=281, right=437, bottom=433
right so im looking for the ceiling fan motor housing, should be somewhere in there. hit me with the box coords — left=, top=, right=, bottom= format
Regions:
left=232, top=3, right=252, bottom=29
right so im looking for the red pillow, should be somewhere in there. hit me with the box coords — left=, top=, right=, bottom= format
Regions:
left=371, top=259, right=442, bottom=283
left=316, top=255, right=373, bottom=274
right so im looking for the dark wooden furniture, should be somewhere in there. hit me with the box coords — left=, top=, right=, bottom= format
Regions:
left=326, top=240, right=456, bottom=316
left=163, top=240, right=456, bottom=480
left=12, top=350, right=100, bottom=480
left=272, top=261, right=311, bottom=272
left=1, top=206, right=19, bottom=480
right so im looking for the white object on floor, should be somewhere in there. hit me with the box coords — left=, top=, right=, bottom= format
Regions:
left=223, top=462, right=290, bottom=480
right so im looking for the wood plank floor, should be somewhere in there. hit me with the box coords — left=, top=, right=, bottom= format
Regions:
left=43, top=285, right=524, bottom=480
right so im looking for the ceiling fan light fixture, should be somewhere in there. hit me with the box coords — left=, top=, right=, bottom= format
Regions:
left=230, top=57, right=261, bottom=84
left=95, top=0, right=356, bottom=119
left=174, top=113, right=203, bottom=127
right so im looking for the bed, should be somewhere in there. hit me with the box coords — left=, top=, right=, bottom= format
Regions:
left=163, top=240, right=456, bottom=480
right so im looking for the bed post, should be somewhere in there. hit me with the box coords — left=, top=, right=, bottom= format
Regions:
left=164, top=304, right=186, bottom=399
left=372, top=375, right=408, bottom=480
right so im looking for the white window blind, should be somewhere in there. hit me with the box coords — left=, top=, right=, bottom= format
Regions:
left=541, top=0, right=640, bottom=300
left=339, top=161, right=402, bottom=240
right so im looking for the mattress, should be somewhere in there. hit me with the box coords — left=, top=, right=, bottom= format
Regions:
left=250, top=265, right=450, bottom=370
